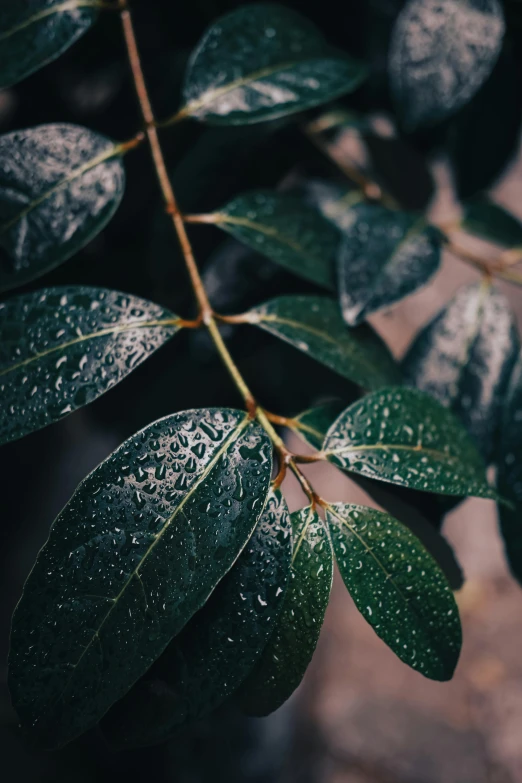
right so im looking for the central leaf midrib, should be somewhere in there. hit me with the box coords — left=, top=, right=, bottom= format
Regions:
left=0, top=0, right=99, bottom=43
left=324, top=441, right=453, bottom=463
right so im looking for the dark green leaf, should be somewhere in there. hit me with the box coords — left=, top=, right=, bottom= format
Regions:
left=338, top=205, right=442, bottom=325
left=462, top=198, right=522, bottom=248
left=102, top=489, right=292, bottom=748
left=239, top=506, right=333, bottom=716
left=496, top=355, right=522, bottom=585
left=323, top=387, right=494, bottom=498
left=0, top=124, right=125, bottom=291
left=304, top=179, right=363, bottom=232
left=389, top=0, right=505, bottom=129
left=0, top=287, right=181, bottom=446
left=247, top=295, right=401, bottom=390
left=8, top=409, right=272, bottom=749
left=402, top=283, right=519, bottom=462
left=291, top=401, right=347, bottom=450
left=0, top=0, right=98, bottom=89
left=326, top=503, right=462, bottom=680
left=208, top=191, right=340, bottom=289
left=179, top=4, right=367, bottom=125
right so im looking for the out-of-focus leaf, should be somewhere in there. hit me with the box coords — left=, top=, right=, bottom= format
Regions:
left=326, top=503, right=462, bottom=680
left=389, top=0, right=505, bottom=129
left=338, top=204, right=442, bottom=325
left=179, top=4, right=367, bottom=125
left=8, top=409, right=272, bottom=748
left=239, top=506, right=333, bottom=716
left=0, top=124, right=125, bottom=291
left=402, top=283, right=519, bottom=462
left=246, top=295, right=401, bottom=389
left=462, top=198, right=522, bottom=248
left=0, top=0, right=98, bottom=89
left=0, top=287, right=181, bottom=446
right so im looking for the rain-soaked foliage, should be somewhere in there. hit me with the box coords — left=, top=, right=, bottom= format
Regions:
left=1, top=0, right=522, bottom=769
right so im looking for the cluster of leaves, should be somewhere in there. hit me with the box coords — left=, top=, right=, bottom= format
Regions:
left=1, top=0, right=522, bottom=754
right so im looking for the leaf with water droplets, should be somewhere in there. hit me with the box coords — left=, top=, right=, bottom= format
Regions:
left=323, top=387, right=494, bottom=498
left=239, top=506, right=333, bottom=716
left=102, top=489, right=292, bottom=748
left=402, top=283, right=519, bottom=463
left=0, top=286, right=181, bottom=446
left=462, top=198, right=522, bottom=249
left=326, top=503, right=461, bottom=680
left=207, top=191, right=340, bottom=289
left=0, top=123, right=125, bottom=291
left=0, top=0, right=98, bottom=89
left=246, top=295, right=401, bottom=390
left=389, top=0, right=505, bottom=129
left=179, top=4, right=367, bottom=125
left=8, top=408, right=272, bottom=748
left=496, top=356, right=522, bottom=585
left=338, top=204, right=442, bottom=326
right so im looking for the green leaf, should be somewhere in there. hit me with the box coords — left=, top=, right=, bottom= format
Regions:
left=179, top=3, right=367, bottom=125
left=246, top=295, right=401, bottom=390
left=8, top=408, right=272, bottom=749
left=322, top=387, right=494, bottom=498
left=389, top=0, right=505, bottom=129
left=402, top=283, right=519, bottom=463
left=291, top=401, right=347, bottom=450
left=102, top=489, right=292, bottom=748
left=462, top=197, right=522, bottom=248
left=0, top=0, right=98, bottom=89
left=496, top=355, right=522, bottom=585
left=338, top=205, right=442, bottom=325
left=326, top=503, right=461, bottom=680
left=0, top=124, right=125, bottom=291
left=207, top=191, right=340, bottom=289
left=239, top=506, right=333, bottom=716
left=0, top=287, right=181, bottom=446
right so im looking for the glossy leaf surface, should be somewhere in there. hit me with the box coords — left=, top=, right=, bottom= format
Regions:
left=0, top=0, right=98, bottom=89
left=211, top=190, right=339, bottom=289
left=389, top=0, right=505, bottom=128
left=8, top=409, right=272, bottom=748
left=180, top=4, right=367, bottom=125
left=239, top=506, right=333, bottom=716
left=103, top=489, right=292, bottom=747
left=462, top=198, right=522, bottom=248
left=402, top=284, right=519, bottom=462
left=0, top=287, right=180, bottom=446
left=327, top=503, right=461, bottom=680
left=323, top=387, right=493, bottom=498
left=0, top=124, right=125, bottom=291
left=338, top=205, right=442, bottom=325
left=247, top=295, right=401, bottom=390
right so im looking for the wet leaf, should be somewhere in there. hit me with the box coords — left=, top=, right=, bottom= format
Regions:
left=338, top=204, right=442, bottom=325
left=402, top=283, right=519, bottom=462
left=179, top=4, right=367, bottom=125
left=103, top=489, right=292, bottom=748
left=8, top=408, right=272, bottom=748
left=0, top=124, right=125, bottom=291
left=496, top=356, right=522, bottom=585
left=0, top=287, right=181, bottom=446
left=0, top=0, right=98, bottom=89
left=326, top=503, right=462, bottom=680
left=209, top=191, right=340, bottom=289
left=247, top=295, right=401, bottom=390
left=462, top=198, right=522, bottom=248
left=239, top=506, right=333, bottom=716
left=322, top=387, right=494, bottom=498
left=389, top=0, right=505, bottom=129
left=291, top=401, right=347, bottom=450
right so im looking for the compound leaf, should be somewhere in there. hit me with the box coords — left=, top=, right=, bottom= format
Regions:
left=0, top=287, right=181, bottom=446
left=239, top=506, right=333, bottom=716
left=326, top=503, right=462, bottom=680
left=179, top=3, right=367, bottom=125
left=247, top=295, right=401, bottom=390
left=8, top=408, right=272, bottom=748
left=323, top=387, right=494, bottom=498
left=103, top=489, right=292, bottom=748
left=0, top=124, right=125, bottom=291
